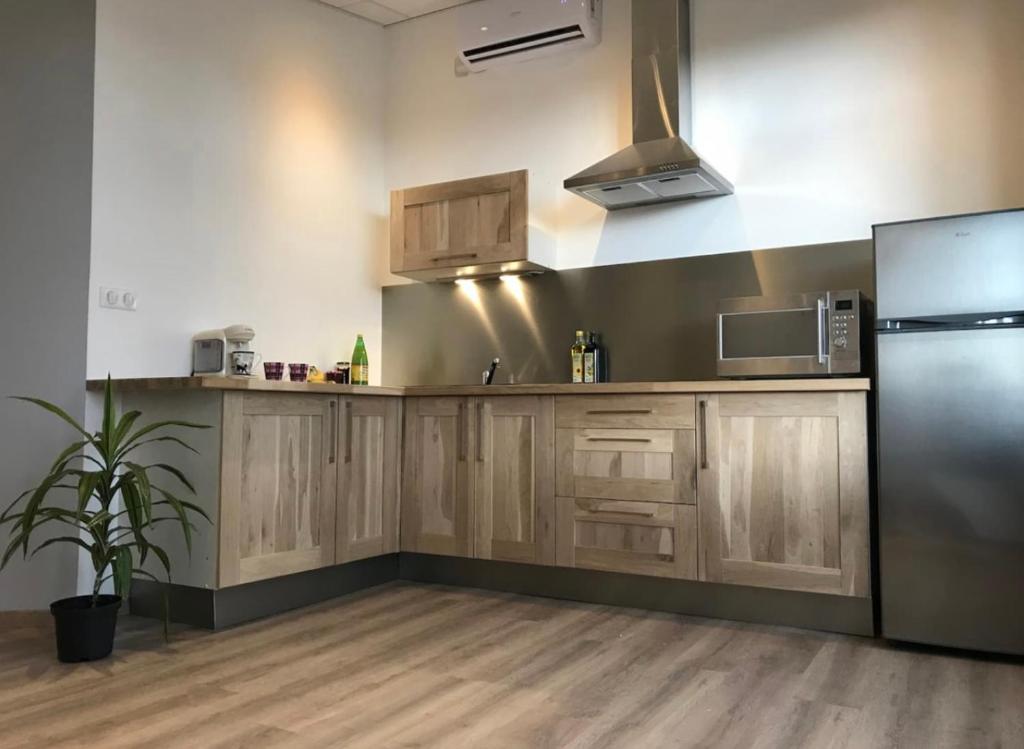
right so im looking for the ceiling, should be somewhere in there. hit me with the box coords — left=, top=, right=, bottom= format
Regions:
left=319, top=0, right=477, bottom=26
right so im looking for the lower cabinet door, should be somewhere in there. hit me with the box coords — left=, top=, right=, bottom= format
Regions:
left=219, top=393, right=338, bottom=586
left=474, top=396, right=555, bottom=565
left=401, top=397, right=473, bottom=557
left=555, top=497, right=698, bottom=579
left=336, top=397, right=402, bottom=563
left=696, top=393, right=870, bottom=596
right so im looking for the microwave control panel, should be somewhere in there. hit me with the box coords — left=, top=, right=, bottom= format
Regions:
left=828, top=291, right=862, bottom=372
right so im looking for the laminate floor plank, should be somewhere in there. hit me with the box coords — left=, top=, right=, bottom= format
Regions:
left=1, top=581, right=1020, bottom=748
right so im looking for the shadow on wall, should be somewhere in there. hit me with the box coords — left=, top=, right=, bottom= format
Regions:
left=382, top=239, right=873, bottom=386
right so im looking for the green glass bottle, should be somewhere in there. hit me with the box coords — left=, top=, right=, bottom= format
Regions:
left=351, top=334, right=369, bottom=385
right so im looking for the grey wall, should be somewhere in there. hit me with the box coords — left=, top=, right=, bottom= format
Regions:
left=382, top=240, right=874, bottom=386
left=0, top=0, right=95, bottom=609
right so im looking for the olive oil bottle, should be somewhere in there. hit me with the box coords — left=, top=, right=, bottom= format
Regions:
left=570, top=330, right=587, bottom=383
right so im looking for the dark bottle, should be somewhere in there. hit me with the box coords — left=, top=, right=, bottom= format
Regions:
left=586, top=332, right=607, bottom=383
left=583, top=332, right=603, bottom=383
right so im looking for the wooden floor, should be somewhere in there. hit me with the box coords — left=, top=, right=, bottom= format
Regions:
left=1, top=582, right=1022, bottom=748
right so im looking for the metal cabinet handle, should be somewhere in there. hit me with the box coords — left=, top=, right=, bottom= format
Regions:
left=329, top=400, right=337, bottom=465
left=475, top=401, right=483, bottom=459
left=699, top=400, right=708, bottom=470
left=432, top=252, right=478, bottom=262
left=457, top=402, right=466, bottom=462
left=585, top=508, right=656, bottom=518
left=586, top=409, right=653, bottom=415
left=344, top=400, right=353, bottom=464
left=585, top=437, right=652, bottom=443
left=817, top=297, right=829, bottom=366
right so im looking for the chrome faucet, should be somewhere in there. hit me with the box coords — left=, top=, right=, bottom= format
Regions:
left=482, top=357, right=501, bottom=385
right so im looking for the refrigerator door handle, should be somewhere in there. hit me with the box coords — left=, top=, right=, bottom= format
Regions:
left=877, top=312, right=1024, bottom=333
left=817, top=296, right=829, bottom=366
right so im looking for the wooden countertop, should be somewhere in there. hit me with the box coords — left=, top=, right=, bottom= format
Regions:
left=89, top=376, right=870, bottom=395
left=86, top=376, right=406, bottom=397
left=405, top=379, right=871, bottom=395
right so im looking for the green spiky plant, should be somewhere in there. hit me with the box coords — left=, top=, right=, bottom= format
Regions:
left=0, top=376, right=210, bottom=618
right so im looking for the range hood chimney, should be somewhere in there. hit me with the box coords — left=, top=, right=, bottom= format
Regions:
left=564, top=0, right=733, bottom=209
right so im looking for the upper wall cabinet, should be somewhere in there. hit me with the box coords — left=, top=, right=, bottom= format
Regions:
left=389, top=169, right=552, bottom=282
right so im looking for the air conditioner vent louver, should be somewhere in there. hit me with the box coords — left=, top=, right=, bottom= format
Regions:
left=456, top=0, right=602, bottom=73
left=463, top=25, right=585, bottom=63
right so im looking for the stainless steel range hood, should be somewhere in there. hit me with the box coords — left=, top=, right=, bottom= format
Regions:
left=564, top=0, right=733, bottom=209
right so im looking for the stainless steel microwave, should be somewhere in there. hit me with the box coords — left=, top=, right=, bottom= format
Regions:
left=716, top=290, right=863, bottom=377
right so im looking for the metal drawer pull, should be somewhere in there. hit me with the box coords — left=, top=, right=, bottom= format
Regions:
left=344, top=400, right=353, bottom=464
left=431, top=252, right=478, bottom=262
left=476, top=401, right=484, bottom=462
left=585, top=437, right=652, bottom=443
left=586, top=508, right=656, bottom=518
left=586, top=409, right=653, bottom=415
left=699, top=400, right=708, bottom=469
left=457, top=403, right=466, bottom=461
left=329, top=401, right=337, bottom=464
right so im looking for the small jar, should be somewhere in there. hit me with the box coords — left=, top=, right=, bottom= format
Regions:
left=335, top=362, right=351, bottom=384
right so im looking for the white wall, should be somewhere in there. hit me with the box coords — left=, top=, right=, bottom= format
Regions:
left=88, top=0, right=1024, bottom=363
left=384, top=0, right=1024, bottom=276
left=89, top=0, right=388, bottom=382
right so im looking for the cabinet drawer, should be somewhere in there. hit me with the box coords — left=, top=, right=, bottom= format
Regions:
left=555, top=427, right=696, bottom=504
left=556, top=498, right=697, bottom=579
left=556, top=395, right=695, bottom=429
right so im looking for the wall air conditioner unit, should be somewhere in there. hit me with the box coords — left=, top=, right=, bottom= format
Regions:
left=456, top=0, right=602, bottom=74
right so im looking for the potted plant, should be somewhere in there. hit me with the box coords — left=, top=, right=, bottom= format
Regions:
left=0, top=377, right=209, bottom=662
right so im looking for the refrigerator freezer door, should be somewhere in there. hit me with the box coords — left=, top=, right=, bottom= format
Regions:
left=877, top=326, right=1024, bottom=654
left=875, top=210, right=1024, bottom=321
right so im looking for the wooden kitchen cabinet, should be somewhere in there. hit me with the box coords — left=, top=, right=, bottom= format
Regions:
left=401, top=397, right=474, bottom=557
left=336, top=397, right=402, bottom=563
left=474, top=396, right=555, bottom=565
left=696, top=392, right=870, bottom=597
left=556, top=498, right=698, bottom=579
left=390, top=170, right=551, bottom=281
left=401, top=395, right=556, bottom=563
left=219, top=393, right=338, bottom=586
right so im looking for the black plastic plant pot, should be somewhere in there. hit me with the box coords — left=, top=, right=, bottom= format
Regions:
left=49, top=594, right=121, bottom=663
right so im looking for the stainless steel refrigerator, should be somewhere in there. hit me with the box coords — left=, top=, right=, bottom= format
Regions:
left=875, top=208, right=1024, bottom=655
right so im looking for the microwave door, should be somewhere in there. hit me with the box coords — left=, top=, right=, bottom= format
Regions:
left=717, top=292, right=830, bottom=377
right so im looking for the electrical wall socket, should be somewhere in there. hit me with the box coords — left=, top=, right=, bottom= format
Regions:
left=99, top=286, right=138, bottom=311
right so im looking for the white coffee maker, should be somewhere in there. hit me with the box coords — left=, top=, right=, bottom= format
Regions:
left=192, top=324, right=258, bottom=376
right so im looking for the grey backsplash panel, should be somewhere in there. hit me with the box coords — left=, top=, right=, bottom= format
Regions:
left=382, top=240, right=873, bottom=385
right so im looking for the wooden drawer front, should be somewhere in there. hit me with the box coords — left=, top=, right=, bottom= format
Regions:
left=556, top=395, right=696, bottom=429
left=556, top=498, right=697, bottom=579
left=556, top=428, right=696, bottom=504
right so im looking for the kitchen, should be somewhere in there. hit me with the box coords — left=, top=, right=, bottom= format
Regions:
left=2, top=0, right=1023, bottom=747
